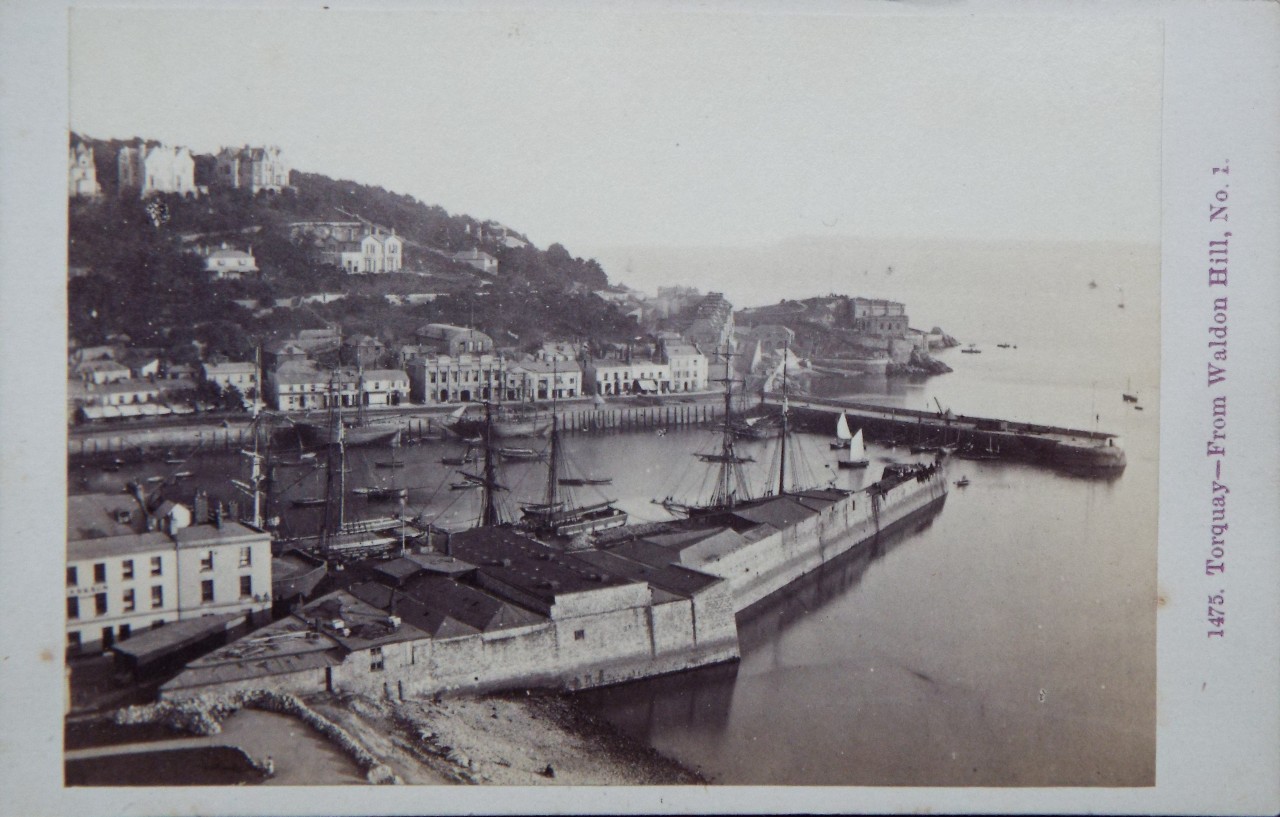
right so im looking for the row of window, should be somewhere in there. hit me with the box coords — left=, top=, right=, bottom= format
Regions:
left=68, top=585, right=162, bottom=618
left=68, top=548, right=252, bottom=586
left=66, top=576, right=255, bottom=619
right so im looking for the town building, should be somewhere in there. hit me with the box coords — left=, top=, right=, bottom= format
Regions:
left=451, top=248, right=498, bottom=275
left=506, top=357, right=582, bottom=401
left=850, top=297, right=910, bottom=335
left=587, top=358, right=672, bottom=396
left=659, top=342, right=709, bottom=392
left=159, top=526, right=739, bottom=701
left=201, top=243, right=259, bottom=280
left=289, top=221, right=366, bottom=242
left=319, top=227, right=404, bottom=274
left=201, top=361, right=258, bottom=399
left=68, top=141, right=101, bottom=197
left=213, top=145, right=291, bottom=194
left=342, top=334, right=386, bottom=368
left=72, top=358, right=132, bottom=385
left=269, top=364, right=408, bottom=411
left=67, top=493, right=272, bottom=655
left=406, top=353, right=504, bottom=405
left=117, top=143, right=198, bottom=198
left=415, top=324, right=495, bottom=356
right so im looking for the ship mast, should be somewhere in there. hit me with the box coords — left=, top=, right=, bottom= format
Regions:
left=544, top=361, right=560, bottom=513
left=320, top=372, right=347, bottom=555
left=479, top=397, right=501, bottom=527
left=706, top=346, right=752, bottom=509
left=777, top=341, right=789, bottom=497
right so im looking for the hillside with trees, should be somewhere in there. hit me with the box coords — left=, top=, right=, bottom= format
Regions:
left=68, top=135, right=629, bottom=361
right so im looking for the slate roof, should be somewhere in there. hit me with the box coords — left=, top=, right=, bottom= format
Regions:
left=448, top=527, right=637, bottom=604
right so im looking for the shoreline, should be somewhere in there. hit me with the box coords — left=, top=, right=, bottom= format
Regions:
left=81, top=688, right=705, bottom=786
left=308, top=690, right=707, bottom=786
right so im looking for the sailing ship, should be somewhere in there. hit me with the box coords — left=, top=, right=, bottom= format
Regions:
left=273, top=379, right=409, bottom=561
left=830, top=411, right=852, bottom=449
left=444, top=402, right=553, bottom=440
left=520, top=373, right=627, bottom=538
left=837, top=427, right=870, bottom=469
left=293, top=368, right=401, bottom=447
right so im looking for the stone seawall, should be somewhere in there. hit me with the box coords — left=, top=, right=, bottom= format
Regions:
left=695, top=474, right=949, bottom=613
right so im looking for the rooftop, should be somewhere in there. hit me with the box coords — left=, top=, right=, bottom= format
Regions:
left=67, top=493, right=147, bottom=540
left=449, top=527, right=639, bottom=603
left=174, top=521, right=270, bottom=550
left=69, top=530, right=173, bottom=562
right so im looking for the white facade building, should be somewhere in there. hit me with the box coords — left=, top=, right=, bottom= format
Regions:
left=66, top=494, right=271, bottom=655
left=407, top=354, right=504, bottom=405
left=661, top=343, right=709, bottom=392
left=118, top=144, right=198, bottom=198
left=69, top=142, right=101, bottom=197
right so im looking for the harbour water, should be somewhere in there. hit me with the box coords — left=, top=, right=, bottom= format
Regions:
left=68, top=244, right=1159, bottom=787
left=571, top=243, right=1159, bottom=786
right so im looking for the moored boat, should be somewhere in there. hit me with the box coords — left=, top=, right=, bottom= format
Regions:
left=831, top=411, right=852, bottom=449
left=837, top=427, right=870, bottom=469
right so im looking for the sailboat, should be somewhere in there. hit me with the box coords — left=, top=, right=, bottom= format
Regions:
left=830, top=411, right=852, bottom=449
left=520, top=371, right=627, bottom=538
left=837, top=428, right=870, bottom=469
left=1117, top=285, right=1126, bottom=309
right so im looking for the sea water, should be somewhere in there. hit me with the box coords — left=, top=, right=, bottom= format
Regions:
left=571, top=242, right=1159, bottom=786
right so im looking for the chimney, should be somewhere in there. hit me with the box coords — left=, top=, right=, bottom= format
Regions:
left=214, top=505, right=224, bottom=529
left=193, top=490, right=209, bottom=524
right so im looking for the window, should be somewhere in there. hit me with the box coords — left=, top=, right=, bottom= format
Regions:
left=94, top=593, right=107, bottom=616
left=151, top=619, right=165, bottom=629
left=239, top=547, right=252, bottom=567
left=122, top=559, right=134, bottom=580
left=93, top=563, right=106, bottom=584
left=67, top=597, right=79, bottom=619
left=200, top=551, right=213, bottom=571
left=67, top=632, right=81, bottom=653
left=119, top=624, right=131, bottom=641
left=370, top=646, right=384, bottom=672
left=122, top=589, right=135, bottom=612
left=201, top=580, right=214, bottom=603
left=151, top=586, right=164, bottom=608
left=239, top=575, right=252, bottom=598
left=66, top=566, right=77, bottom=587
left=151, top=556, right=162, bottom=576
left=574, top=629, right=586, bottom=641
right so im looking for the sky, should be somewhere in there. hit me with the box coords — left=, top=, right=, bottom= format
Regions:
left=70, top=6, right=1163, bottom=257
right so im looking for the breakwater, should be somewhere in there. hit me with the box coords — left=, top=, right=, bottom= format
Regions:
left=779, top=396, right=1126, bottom=471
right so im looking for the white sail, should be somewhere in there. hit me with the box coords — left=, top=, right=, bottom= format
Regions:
left=848, top=428, right=866, bottom=462
left=836, top=412, right=852, bottom=440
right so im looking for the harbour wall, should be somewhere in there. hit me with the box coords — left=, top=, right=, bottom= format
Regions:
left=68, top=402, right=729, bottom=460
left=162, top=577, right=740, bottom=702
left=693, top=473, right=949, bottom=613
